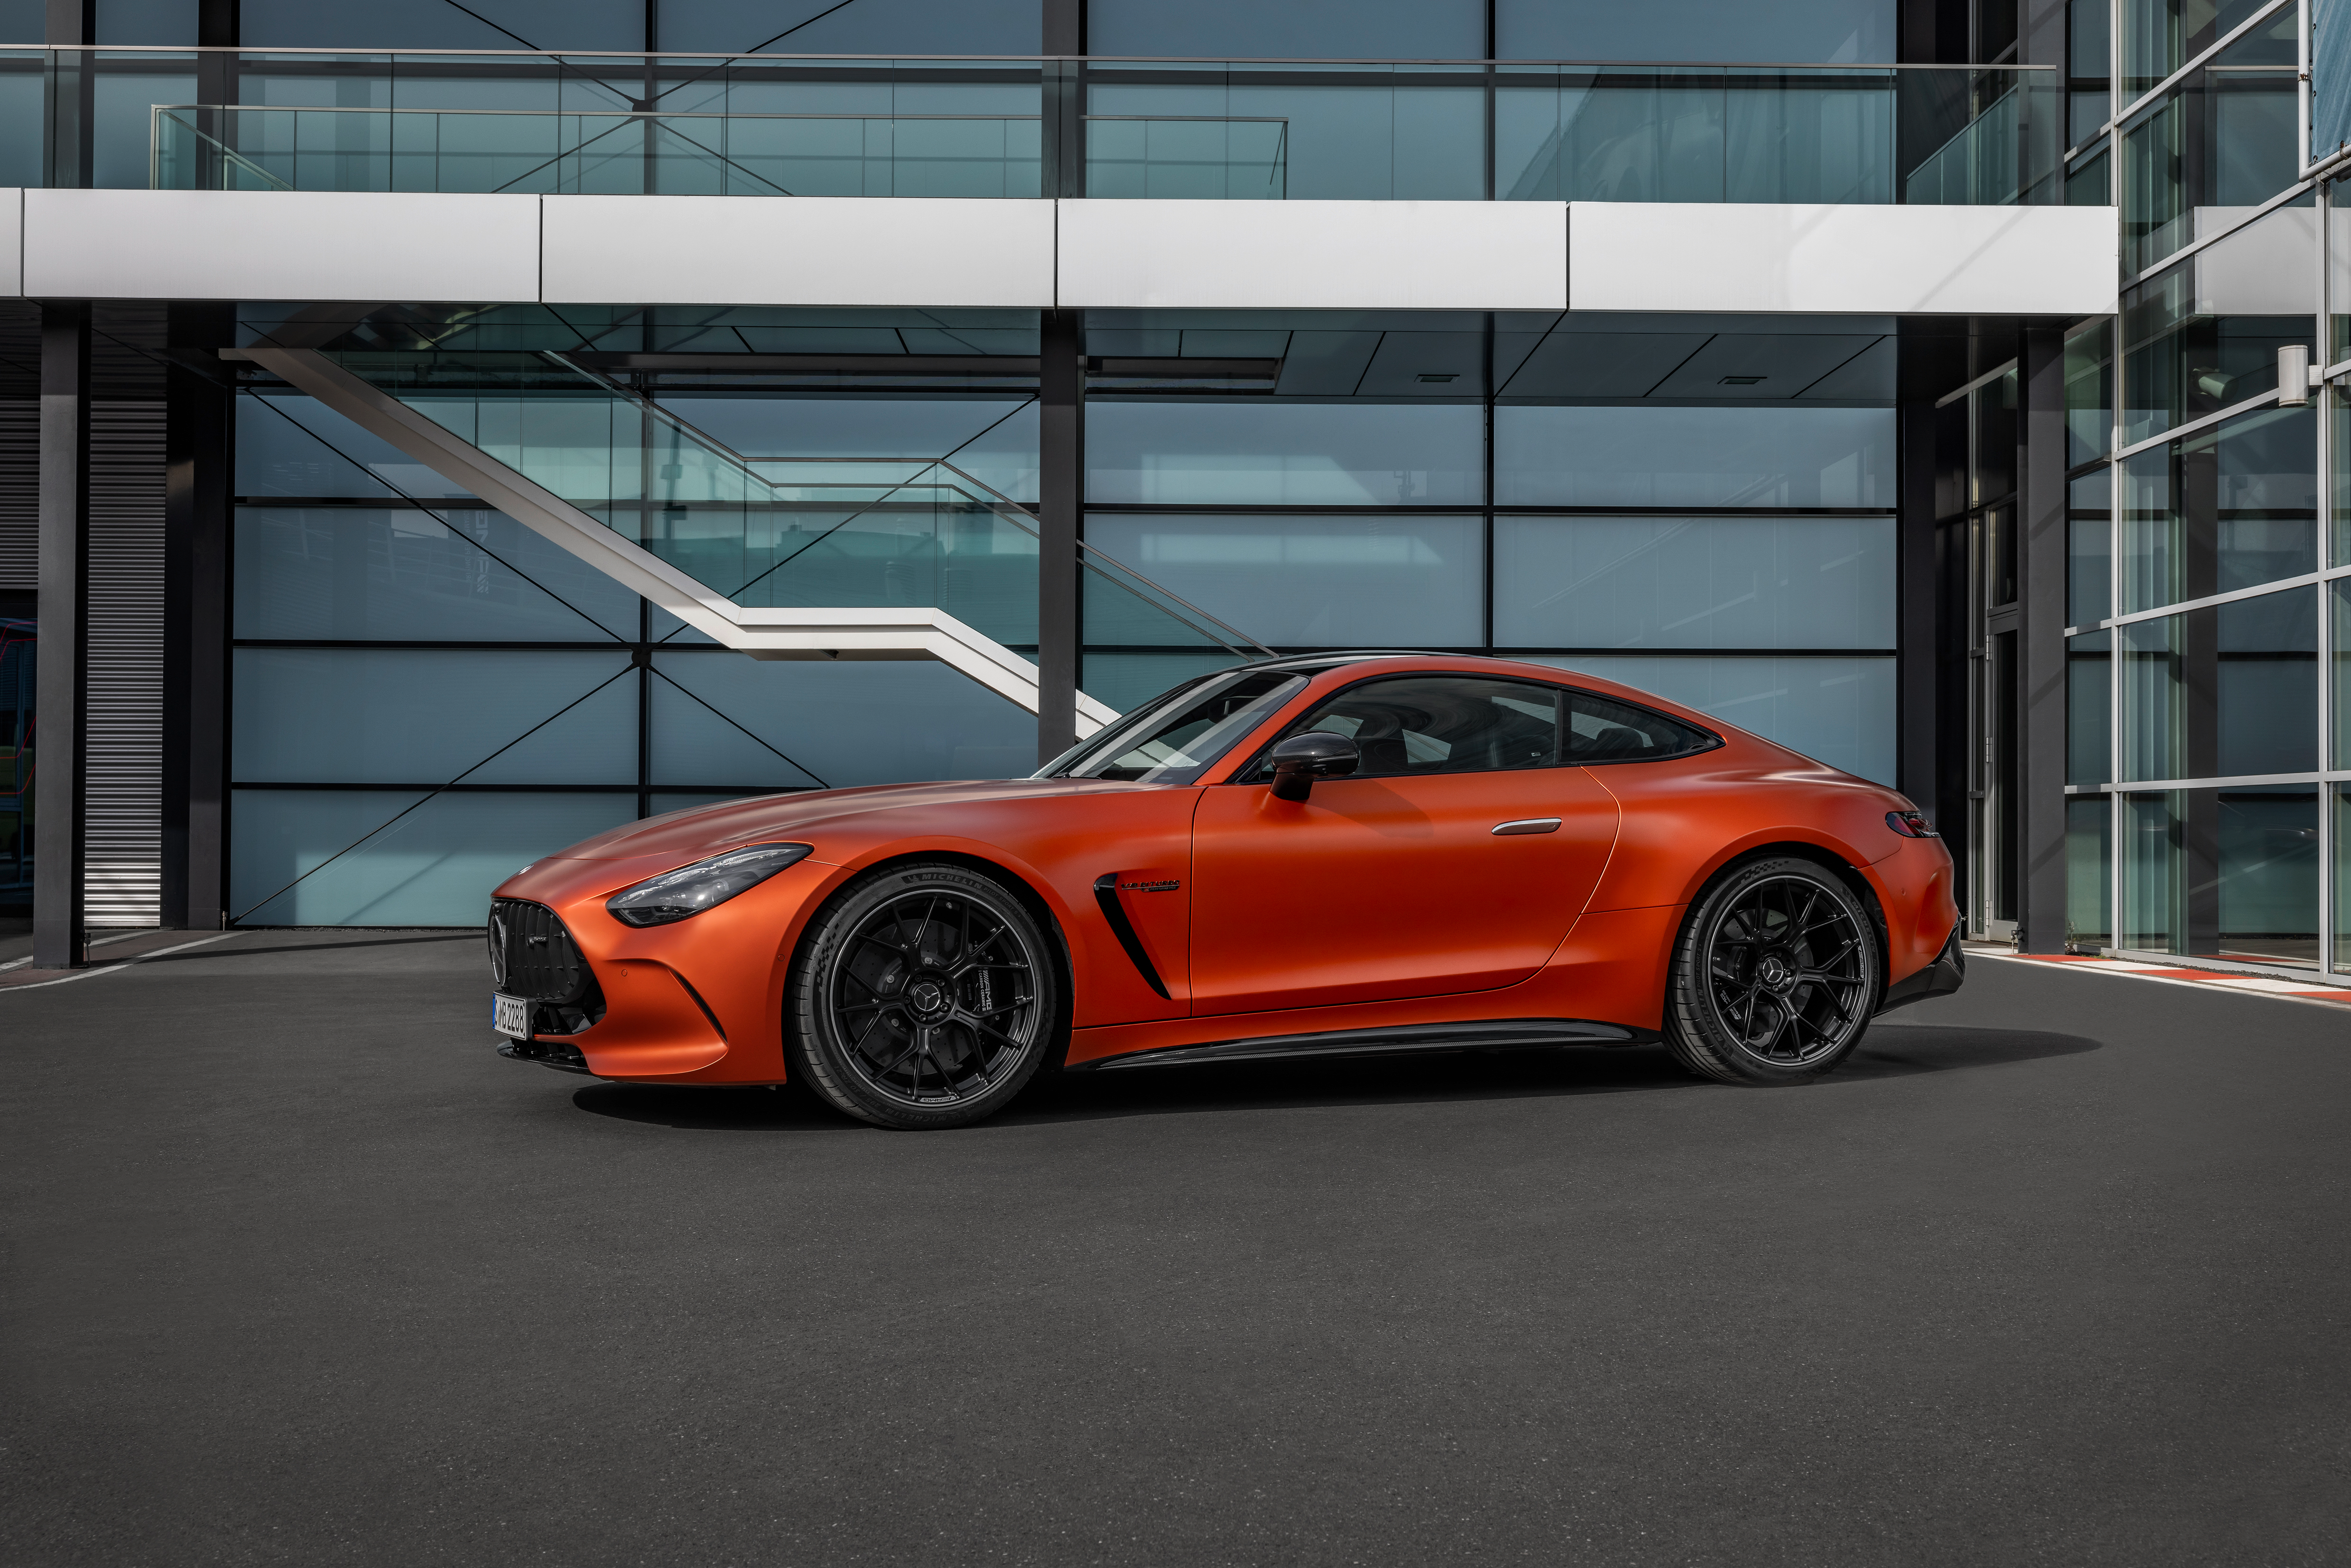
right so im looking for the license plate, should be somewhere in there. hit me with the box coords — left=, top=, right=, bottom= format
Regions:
left=492, top=993, right=533, bottom=1038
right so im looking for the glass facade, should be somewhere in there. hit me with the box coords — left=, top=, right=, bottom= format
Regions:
left=2059, top=3, right=2347, bottom=979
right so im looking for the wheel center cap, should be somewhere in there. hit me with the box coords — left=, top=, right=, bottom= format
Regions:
left=1755, top=953, right=1798, bottom=994
left=905, top=977, right=950, bottom=1018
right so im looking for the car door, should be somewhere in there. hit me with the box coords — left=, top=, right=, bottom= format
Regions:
left=1186, top=673, right=1620, bottom=1017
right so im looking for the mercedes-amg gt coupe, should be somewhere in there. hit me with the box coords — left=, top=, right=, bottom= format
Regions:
left=488, top=653, right=1963, bottom=1128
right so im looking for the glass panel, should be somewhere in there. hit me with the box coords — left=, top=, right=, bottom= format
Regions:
left=1491, top=515, right=1895, bottom=651
left=1087, top=400, right=1484, bottom=506
left=656, top=1, right=1040, bottom=54
left=1561, top=689, right=1715, bottom=763
left=2067, top=794, right=2113, bottom=949
left=2119, top=16, right=2301, bottom=274
left=651, top=653, right=1037, bottom=787
left=1985, top=505, right=2018, bottom=607
left=240, top=1, right=646, bottom=48
left=228, top=789, right=637, bottom=926
left=2333, top=383, right=2351, bottom=567
left=238, top=393, right=481, bottom=499
left=1528, top=654, right=1896, bottom=784
left=2119, top=784, right=2319, bottom=966
left=2337, top=788, right=2351, bottom=970
left=2120, top=584, right=2319, bottom=781
left=1493, top=406, right=1895, bottom=508
left=1078, top=651, right=1253, bottom=716
left=0, top=50, right=40, bottom=188
left=2334, top=580, right=2351, bottom=769
left=2070, top=467, right=2113, bottom=625
left=1089, top=0, right=1484, bottom=57
left=2120, top=402, right=2315, bottom=614
left=91, top=54, right=194, bottom=189
left=1973, top=369, right=2017, bottom=505
left=2069, top=629, right=2112, bottom=785
left=232, top=648, right=638, bottom=784
left=1497, top=1, right=1894, bottom=63
left=2123, top=234, right=2315, bottom=447
left=1276, top=675, right=1565, bottom=779
left=233, top=506, right=639, bottom=641
left=2121, top=0, right=2278, bottom=98
left=2066, top=319, right=2113, bottom=465
left=1085, top=514, right=1484, bottom=648
left=1086, top=79, right=1482, bottom=201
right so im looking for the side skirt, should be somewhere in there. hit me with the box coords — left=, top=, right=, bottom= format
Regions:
left=1078, top=1018, right=1647, bottom=1071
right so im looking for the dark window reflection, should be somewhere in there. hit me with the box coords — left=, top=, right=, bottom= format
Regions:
left=2123, top=785, right=2319, bottom=967
left=2121, top=403, right=2315, bottom=613
left=2122, top=584, right=2318, bottom=781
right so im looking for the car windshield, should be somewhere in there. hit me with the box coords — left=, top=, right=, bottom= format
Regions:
left=1039, top=668, right=1309, bottom=786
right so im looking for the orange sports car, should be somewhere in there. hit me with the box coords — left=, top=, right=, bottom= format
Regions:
left=489, top=653, right=1962, bottom=1128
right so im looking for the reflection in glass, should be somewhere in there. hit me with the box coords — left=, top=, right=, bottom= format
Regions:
left=232, top=506, right=640, bottom=642
left=2118, top=15, right=2298, bottom=272
left=1085, top=514, right=1484, bottom=648
left=1493, top=406, right=1894, bottom=509
left=2334, top=580, right=2351, bottom=769
left=2333, top=383, right=2351, bottom=567
left=2066, top=319, right=2112, bottom=465
left=2069, top=630, right=2111, bottom=785
left=1087, top=400, right=1484, bottom=506
left=1497, top=0, right=1892, bottom=63
left=1493, top=516, right=1895, bottom=651
left=2121, top=226, right=2314, bottom=448
left=2120, top=0, right=2279, bottom=98
left=2337, top=789, right=2351, bottom=970
left=1973, top=369, right=2016, bottom=506
left=229, top=789, right=638, bottom=927
left=2120, top=403, right=2315, bottom=614
left=2069, top=468, right=2112, bottom=626
left=2120, top=586, right=2317, bottom=781
left=2067, top=795, right=2113, bottom=950
left=1088, top=78, right=1481, bottom=201
left=2121, top=785, right=2319, bottom=967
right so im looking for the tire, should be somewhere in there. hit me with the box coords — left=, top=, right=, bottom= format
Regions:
left=1661, top=856, right=1880, bottom=1087
left=786, top=861, right=1060, bottom=1130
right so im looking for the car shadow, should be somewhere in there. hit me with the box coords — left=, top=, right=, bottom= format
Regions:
left=568, top=1023, right=2101, bottom=1133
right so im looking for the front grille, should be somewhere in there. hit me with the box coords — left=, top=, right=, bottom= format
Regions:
left=488, top=899, right=606, bottom=1035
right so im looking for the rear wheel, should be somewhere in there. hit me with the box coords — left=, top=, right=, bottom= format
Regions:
left=1662, top=857, right=1879, bottom=1086
left=787, top=862, right=1058, bottom=1129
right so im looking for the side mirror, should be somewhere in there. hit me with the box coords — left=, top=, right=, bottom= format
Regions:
left=1266, top=732, right=1360, bottom=802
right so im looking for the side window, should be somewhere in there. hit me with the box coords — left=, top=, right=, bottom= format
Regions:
left=1267, top=676, right=1562, bottom=779
left=1561, top=689, right=1716, bottom=763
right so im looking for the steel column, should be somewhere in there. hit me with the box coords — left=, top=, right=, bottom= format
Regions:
left=2017, top=324, right=2072, bottom=952
left=34, top=304, right=90, bottom=968
left=1036, top=309, right=1082, bottom=765
left=162, top=304, right=232, bottom=931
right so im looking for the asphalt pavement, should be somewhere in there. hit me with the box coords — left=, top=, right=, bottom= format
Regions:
left=3, top=930, right=2348, bottom=1566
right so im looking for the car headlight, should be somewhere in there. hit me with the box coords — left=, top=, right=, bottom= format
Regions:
left=606, top=843, right=814, bottom=927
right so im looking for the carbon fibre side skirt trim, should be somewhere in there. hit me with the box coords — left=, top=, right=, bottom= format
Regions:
left=1092, top=873, right=1171, bottom=1000
left=1082, top=1017, right=1642, bottom=1070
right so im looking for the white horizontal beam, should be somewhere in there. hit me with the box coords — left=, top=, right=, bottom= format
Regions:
left=1056, top=199, right=1570, bottom=310
left=22, top=188, right=540, bottom=301
left=1568, top=202, right=2119, bottom=316
left=541, top=195, right=1057, bottom=308
left=6, top=189, right=2120, bottom=317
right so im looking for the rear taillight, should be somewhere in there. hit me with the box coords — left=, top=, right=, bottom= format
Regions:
left=1887, top=809, right=1939, bottom=838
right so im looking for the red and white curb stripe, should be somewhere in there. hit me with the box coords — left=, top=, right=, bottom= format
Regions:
left=1974, top=950, right=2351, bottom=1011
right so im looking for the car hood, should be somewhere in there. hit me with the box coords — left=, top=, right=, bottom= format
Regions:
left=542, top=778, right=1158, bottom=862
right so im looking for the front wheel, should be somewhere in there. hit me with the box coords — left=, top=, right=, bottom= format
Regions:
left=787, top=862, right=1060, bottom=1129
left=1662, top=856, right=1879, bottom=1086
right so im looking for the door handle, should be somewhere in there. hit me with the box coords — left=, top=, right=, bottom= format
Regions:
left=1492, top=817, right=1562, bottom=835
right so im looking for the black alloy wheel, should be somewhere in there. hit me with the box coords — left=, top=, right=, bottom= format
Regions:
left=787, top=862, right=1060, bottom=1129
left=1662, top=856, right=1879, bottom=1085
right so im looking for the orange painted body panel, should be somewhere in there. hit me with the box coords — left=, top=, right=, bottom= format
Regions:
left=490, top=655, right=1957, bottom=1086
left=1188, top=766, right=1617, bottom=1013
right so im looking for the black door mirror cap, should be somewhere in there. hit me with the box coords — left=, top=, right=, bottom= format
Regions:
left=1266, top=732, right=1361, bottom=802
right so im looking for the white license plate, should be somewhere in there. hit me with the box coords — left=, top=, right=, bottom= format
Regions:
left=492, top=993, right=533, bottom=1038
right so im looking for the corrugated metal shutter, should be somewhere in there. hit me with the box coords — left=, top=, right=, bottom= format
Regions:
left=85, top=402, right=165, bottom=927
left=0, top=399, right=34, bottom=590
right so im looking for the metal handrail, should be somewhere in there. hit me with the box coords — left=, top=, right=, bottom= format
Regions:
left=0, top=45, right=2062, bottom=67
